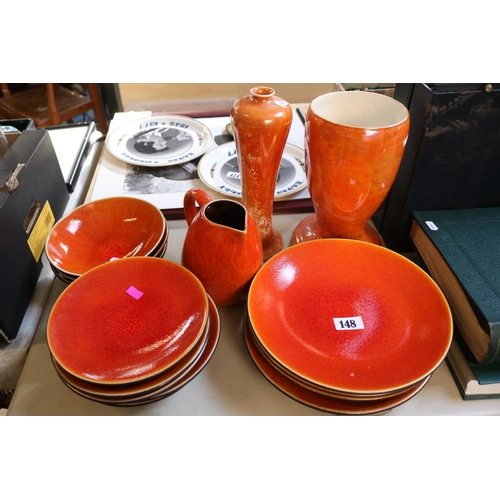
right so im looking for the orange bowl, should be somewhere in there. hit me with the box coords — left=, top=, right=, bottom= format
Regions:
left=46, top=197, right=167, bottom=276
left=247, top=239, right=453, bottom=395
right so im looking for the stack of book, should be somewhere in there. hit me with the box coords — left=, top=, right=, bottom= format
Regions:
left=410, top=207, right=500, bottom=400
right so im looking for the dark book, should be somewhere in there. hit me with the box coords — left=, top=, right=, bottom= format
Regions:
left=411, top=207, right=500, bottom=366
left=446, top=329, right=500, bottom=399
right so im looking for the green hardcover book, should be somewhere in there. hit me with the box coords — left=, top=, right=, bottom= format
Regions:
left=411, top=207, right=500, bottom=375
left=446, top=325, right=500, bottom=399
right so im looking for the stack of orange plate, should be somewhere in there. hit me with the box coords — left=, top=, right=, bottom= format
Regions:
left=245, top=239, right=453, bottom=415
left=45, top=197, right=168, bottom=284
left=47, top=257, right=220, bottom=407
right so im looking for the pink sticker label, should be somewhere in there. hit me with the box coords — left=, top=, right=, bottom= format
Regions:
left=126, top=285, right=143, bottom=300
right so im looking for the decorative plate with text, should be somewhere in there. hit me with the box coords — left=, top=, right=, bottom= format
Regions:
left=197, top=141, right=307, bottom=199
left=106, top=115, right=213, bottom=167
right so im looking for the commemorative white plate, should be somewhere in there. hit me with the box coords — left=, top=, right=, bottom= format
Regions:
left=198, top=142, right=307, bottom=199
left=105, top=115, right=214, bottom=167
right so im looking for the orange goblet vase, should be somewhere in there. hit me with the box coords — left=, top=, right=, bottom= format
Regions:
left=292, top=91, right=410, bottom=245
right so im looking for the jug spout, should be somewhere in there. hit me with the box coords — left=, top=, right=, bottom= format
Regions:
left=204, top=200, right=247, bottom=232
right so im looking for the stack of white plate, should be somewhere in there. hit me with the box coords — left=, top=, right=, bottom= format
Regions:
left=245, top=239, right=453, bottom=415
left=47, top=257, right=219, bottom=407
left=45, top=196, right=168, bottom=284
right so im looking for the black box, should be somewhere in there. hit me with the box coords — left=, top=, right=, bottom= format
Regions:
left=0, top=129, right=69, bottom=341
left=372, top=83, right=500, bottom=252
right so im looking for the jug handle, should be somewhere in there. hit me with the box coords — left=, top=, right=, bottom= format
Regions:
left=184, top=188, right=213, bottom=226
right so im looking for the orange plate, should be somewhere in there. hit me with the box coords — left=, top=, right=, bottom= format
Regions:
left=48, top=257, right=208, bottom=385
left=247, top=239, right=453, bottom=394
left=245, top=313, right=423, bottom=401
left=244, top=315, right=431, bottom=415
left=46, top=196, right=166, bottom=276
left=53, top=296, right=221, bottom=406
left=51, top=316, right=211, bottom=398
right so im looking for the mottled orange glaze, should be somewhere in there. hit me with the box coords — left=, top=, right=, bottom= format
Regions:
left=52, top=296, right=221, bottom=406
left=52, top=316, right=210, bottom=398
left=46, top=196, right=167, bottom=275
left=244, top=314, right=432, bottom=415
left=247, top=239, right=453, bottom=394
left=182, top=188, right=263, bottom=307
left=47, top=257, right=208, bottom=385
left=231, top=87, right=293, bottom=259
left=293, top=91, right=409, bottom=245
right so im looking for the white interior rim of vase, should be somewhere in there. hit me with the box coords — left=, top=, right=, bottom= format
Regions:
left=251, top=87, right=275, bottom=97
left=311, top=90, right=409, bottom=128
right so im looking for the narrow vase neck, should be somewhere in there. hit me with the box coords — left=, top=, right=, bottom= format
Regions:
left=250, top=87, right=275, bottom=99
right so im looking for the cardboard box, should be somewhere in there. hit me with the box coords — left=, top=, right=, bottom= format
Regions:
left=0, top=129, right=69, bottom=341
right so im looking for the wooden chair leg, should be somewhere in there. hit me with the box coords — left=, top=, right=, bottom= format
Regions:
left=87, top=84, right=109, bottom=133
left=46, top=83, right=61, bottom=125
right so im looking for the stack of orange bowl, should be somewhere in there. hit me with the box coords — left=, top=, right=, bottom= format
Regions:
left=45, top=197, right=168, bottom=284
left=245, top=239, right=453, bottom=415
left=47, top=257, right=220, bottom=407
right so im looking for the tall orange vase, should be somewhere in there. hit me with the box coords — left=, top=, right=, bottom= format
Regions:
left=230, top=87, right=293, bottom=260
left=292, top=91, right=410, bottom=245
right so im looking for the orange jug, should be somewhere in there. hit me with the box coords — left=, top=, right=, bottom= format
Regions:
left=182, top=188, right=263, bottom=307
